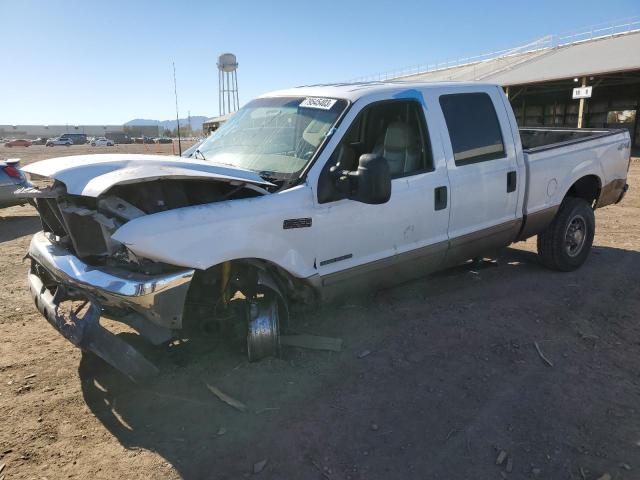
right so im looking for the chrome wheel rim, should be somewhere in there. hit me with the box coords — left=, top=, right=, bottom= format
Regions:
left=247, top=296, right=280, bottom=361
left=564, top=214, right=587, bottom=257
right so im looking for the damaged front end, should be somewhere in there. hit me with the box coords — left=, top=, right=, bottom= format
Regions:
left=22, top=155, right=274, bottom=381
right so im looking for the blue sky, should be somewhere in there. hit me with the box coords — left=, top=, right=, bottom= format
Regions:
left=1, top=0, right=638, bottom=124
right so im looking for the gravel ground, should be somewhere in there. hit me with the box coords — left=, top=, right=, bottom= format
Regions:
left=1, top=146, right=639, bottom=479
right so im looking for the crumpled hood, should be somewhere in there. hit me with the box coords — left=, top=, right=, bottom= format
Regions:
left=22, top=153, right=274, bottom=197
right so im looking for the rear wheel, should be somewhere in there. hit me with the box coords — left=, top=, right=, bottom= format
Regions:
left=537, top=197, right=595, bottom=271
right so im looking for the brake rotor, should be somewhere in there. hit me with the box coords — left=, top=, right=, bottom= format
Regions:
left=246, top=295, right=280, bottom=362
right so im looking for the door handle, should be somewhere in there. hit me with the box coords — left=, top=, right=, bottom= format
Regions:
left=507, top=171, right=517, bottom=193
left=434, top=186, right=447, bottom=210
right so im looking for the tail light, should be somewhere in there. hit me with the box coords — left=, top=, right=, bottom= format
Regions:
left=2, top=165, right=22, bottom=179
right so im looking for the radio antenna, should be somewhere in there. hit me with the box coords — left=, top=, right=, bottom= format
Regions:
left=172, top=62, right=182, bottom=155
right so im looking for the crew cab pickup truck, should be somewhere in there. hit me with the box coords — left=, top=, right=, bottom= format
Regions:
left=22, top=82, right=631, bottom=381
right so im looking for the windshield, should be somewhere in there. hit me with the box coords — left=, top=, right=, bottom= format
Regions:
left=195, top=96, right=348, bottom=178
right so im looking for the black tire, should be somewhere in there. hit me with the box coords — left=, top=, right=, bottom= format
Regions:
left=537, top=197, right=595, bottom=271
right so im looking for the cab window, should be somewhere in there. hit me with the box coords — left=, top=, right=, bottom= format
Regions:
left=318, top=99, right=433, bottom=203
left=439, top=92, right=505, bottom=165
left=330, top=99, right=432, bottom=177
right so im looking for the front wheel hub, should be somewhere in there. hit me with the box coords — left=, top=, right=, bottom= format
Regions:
left=246, top=295, right=280, bottom=362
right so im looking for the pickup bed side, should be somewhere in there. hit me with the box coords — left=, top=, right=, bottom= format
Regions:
left=517, top=128, right=630, bottom=240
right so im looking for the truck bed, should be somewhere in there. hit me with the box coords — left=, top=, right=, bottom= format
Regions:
left=519, top=126, right=630, bottom=229
left=519, top=127, right=624, bottom=152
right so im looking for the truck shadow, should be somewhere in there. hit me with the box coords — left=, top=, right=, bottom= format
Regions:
left=78, top=244, right=640, bottom=479
left=0, top=214, right=40, bottom=243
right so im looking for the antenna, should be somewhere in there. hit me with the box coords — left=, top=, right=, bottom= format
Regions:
left=172, top=61, right=182, bottom=155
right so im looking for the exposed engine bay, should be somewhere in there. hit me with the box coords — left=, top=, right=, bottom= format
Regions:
left=26, top=178, right=264, bottom=272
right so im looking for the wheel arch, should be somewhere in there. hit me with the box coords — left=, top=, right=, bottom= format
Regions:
left=185, top=257, right=318, bottom=316
left=562, top=174, right=602, bottom=207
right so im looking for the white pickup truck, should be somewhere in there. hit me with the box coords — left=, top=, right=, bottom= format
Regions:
left=23, top=82, right=631, bottom=380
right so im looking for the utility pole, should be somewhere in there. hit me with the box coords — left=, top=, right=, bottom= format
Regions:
left=577, top=77, right=587, bottom=129
left=173, top=62, right=182, bottom=155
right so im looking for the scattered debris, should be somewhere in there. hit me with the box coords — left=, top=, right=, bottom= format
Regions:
left=495, top=450, right=508, bottom=465
left=357, top=350, right=371, bottom=359
left=532, top=467, right=541, bottom=476
left=216, top=427, right=227, bottom=436
left=506, top=455, right=513, bottom=473
left=253, top=459, right=267, bottom=474
left=0, top=464, right=4, bottom=474
left=534, top=341, right=554, bottom=367
left=620, top=463, right=632, bottom=470
left=445, top=428, right=460, bottom=442
left=16, top=384, right=32, bottom=394
left=580, top=467, right=587, bottom=479
left=255, top=407, right=280, bottom=414
left=311, top=459, right=331, bottom=479
left=596, top=474, right=611, bottom=480
left=579, top=331, right=600, bottom=342
left=205, top=384, right=247, bottom=413
left=24, top=374, right=36, bottom=380
left=280, top=334, right=343, bottom=352
left=370, top=423, right=379, bottom=431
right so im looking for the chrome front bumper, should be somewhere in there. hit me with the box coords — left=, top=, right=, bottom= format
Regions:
left=27, top=231, right=195, bottom=381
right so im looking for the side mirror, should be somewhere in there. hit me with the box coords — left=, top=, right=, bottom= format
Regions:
left=348, top=154, right=391, bottom=204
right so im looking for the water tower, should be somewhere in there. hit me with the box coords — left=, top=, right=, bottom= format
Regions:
left=217, top=53, right=239, bottom=116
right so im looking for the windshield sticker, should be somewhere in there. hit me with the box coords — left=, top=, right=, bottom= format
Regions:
left=299, top=97, right=338, bottom=110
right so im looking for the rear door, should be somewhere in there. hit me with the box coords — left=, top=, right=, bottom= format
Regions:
left=436, top=87, right=520, bottom=261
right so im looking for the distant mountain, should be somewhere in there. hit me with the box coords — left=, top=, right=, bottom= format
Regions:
left=125, top=116, right=208, bottom=131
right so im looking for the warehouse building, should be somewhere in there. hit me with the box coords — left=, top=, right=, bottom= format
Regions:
left=202, top=113, right=233, bottom=134
left=0, top=124, right=124, bottom=139
left=373, top=20, right=640, bottom=149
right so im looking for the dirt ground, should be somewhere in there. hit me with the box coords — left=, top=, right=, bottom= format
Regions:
left=1, top=145, right=639, bottom=479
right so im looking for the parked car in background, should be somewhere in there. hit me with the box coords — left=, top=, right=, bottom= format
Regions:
left=4, top=139, right=32, bottom=147
left=133, top=136, right=156, bottom=144
left=0, top=158, right=32, bottom=208
left=154, top=137, right=173, bottom=144
left=91, top=137, right=114, bottom=146
left=105, top=132, right=132, bottom=144
left=46, top=137, right=73, bottom=147
left=59, top=133, right=87, bottom=145
left=31, top=138, right=47, bottom=145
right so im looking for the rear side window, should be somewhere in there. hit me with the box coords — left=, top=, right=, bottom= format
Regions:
left=439, top=93, right=505, bottom=165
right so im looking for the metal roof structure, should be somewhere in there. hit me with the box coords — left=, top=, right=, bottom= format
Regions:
left=203, top=113, right=233, bottom=125
left=351, top=18, right=640, bottom=87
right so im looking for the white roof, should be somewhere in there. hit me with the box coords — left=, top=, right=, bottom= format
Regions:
left=261, top=81, right=498, bottom=102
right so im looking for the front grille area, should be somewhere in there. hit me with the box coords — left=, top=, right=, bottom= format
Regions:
left=34, top=196, right=112, bottom=259
left=36, top=198, right=68, bottom=238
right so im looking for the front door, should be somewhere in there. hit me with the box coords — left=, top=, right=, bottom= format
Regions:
left=313, top=97, right=450, bottom=297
